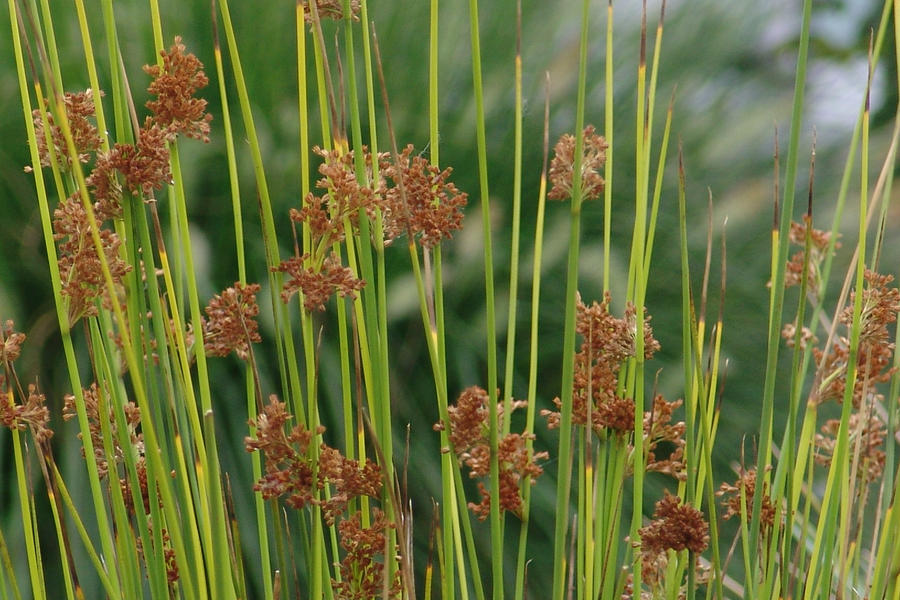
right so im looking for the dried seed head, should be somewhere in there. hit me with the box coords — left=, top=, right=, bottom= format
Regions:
left=548, top=125, right=607, bottom=202
left=31, top=90, right=103, bottom=170
left=144, top=36, right=213, bottom=142
left=202, top=282, right=263, bottom=361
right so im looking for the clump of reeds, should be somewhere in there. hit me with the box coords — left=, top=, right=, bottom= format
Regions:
left=4, top=0, right=900, bottom=598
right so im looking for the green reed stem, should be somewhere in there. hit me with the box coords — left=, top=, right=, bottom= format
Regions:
left=465, top=0, right=502, bottom=595
left=514, top=70, right=550, bottom=600
left=749, top=0, right=812, bottom=581
left=551, top=0, right=590, bottom=596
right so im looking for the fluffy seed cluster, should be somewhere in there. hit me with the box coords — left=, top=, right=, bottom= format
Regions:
left=381, top=144, right=468, bottom=249
left=815, top=411, right=887, bottom=484
left=38, top=38, right=211, bottom=331
left=53, top=195, right=132, bottom=325
left=333, top=509, right=401, bottom=600
left=202, top=282, right=263, bottom=361
left=548, top=124, right=608, bottom=201
left=245, top=396, right=383, bottom=525
left=812, top=270, right=899, bottom=409
left=541, top=293, right=660, bottom=432
left=274, top=253, right=366, bottom=313
left=637, top=491, right=709, bottom=590
left=143, top=36, right=214, bottom=142
left=716, top=466, right=777, bottom=536
left=783, top=217, right=840, bottom=296
left=436, top=386, right=547, bottom=521
left=279, top=143, right=467, bottom=312
left=31, top=90, right=102, bottom=170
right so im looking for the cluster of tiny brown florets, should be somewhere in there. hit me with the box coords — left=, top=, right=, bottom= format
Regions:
left=52, top=195, right=132, bottom=325
left=541, top=294, right=684, bottom=480
left=333, top=509, right=401, bottom=600
left=815, top=411, right=887, bottom=484
left=782, top=216, right=840, bottom=296
left=274, top=252, right=366, bottom=313
left=245, top=396, right=399, bottom=596
left=278, top=143, right=467, bottom=312
left=37, top=37, right=211, bottom=329
left=435, top=386, right=547, bottom=521
left=0, top=323, right=54, bottom=445
left=716, top=466, right=777, bottom=537
left=31, top=90, right=103, bottom=170
left=381, top=144, right=468, bottom=249
left=143, top=36, right=214, bottom=142
left=202, top=282, right=263, bottom=361
left=636, top=491, right=709, bottom=590
left=805, top=269, right=899, bottom=486
left=548, top=124, right=608, bottom=202
left=245, top=395, right=383, bottom=525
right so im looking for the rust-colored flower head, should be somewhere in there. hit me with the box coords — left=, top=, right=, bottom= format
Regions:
left=815, top=411, right=887, bottom=484
left=0, top=320, right=26, bottom=364
left=716, top=466, right=777, bottom=536
left=333, top=509, right=401, bottom=600
left=202, top=282, right=263, bottom=361
left=31, top=90, right=103, bottom=170
left=1, top=382, right=53, bottom=444
left=105, top=117, right=173, bottom=198
left=542, top=292, right=660, bottom=438
left=639, top=491, right=709, bottom=555
left=637, top=491, right=709, bottom=592
left=642, top=395, right=687, bottom=480
left=63, top=383, right=142, bottom=481
left=245, top=396, right=383, bottom=524
left=382, top=145, right=467, bottom=249
left=813, top=270, right=899, bottom=407
left=144, top=36, right=213, bottom=142
left=53, top=195, right=132, bottom=325
left=783, top=216, right=840, bottom=295
left=438, top=386, right=546, bottom=520
left=274, top=252, right=365, bottom=313
left=548, top=124, right=608, bottom=202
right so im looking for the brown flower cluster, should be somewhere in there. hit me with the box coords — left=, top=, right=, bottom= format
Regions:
left=301, top=0, right=360, bottom=22
left=31, top=90, right=102, bottom=170
left=637, top=491, right=709, bottom=590
left=332, top=509, right=401, bottom=600
left=0, top=382, right=53, bottom=444
left=435, top=386, right=547, bottom=521
left=94, top=118, right=173, bottom=203
left=202, top=282, right=263, bottom=361
left=274, top=253, right=366, bottom=313
left=542, top=293, right=661, bottom=435
left=0, top=320, right=26, bottom=364
left=62, top=382, right=152, bottom=519
left=245, top=396, right=383, bottom=525
left=53, top=195, right=132, bottom=325
left=548, top=124, right=608, bottom=201
left=641, top=395, right=687, bottom=480
left=381, top=144, right=468, bottom=249
left=1, top=322, right=53, bottom=446
left=813, top=269, right=899, bottom=407
left=815, top=411, right=887, bottom=484
left=144, top=36, right=214, bottom=142
left=63, top=383, right=142, bottom=477
left=716, top=467, right=777, bottom=536
left=783, top=217, right=840, bottom=295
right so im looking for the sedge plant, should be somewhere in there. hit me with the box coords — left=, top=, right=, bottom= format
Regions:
left=3, top=0, right=900, bottom=598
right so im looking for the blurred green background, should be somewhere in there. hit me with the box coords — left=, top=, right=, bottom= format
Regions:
left=1, top=0, right=896, bottom=596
